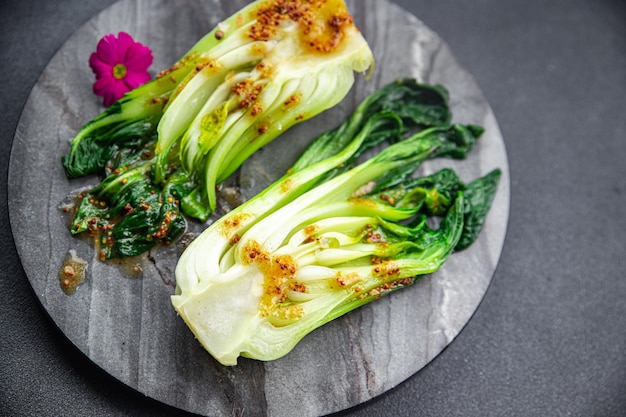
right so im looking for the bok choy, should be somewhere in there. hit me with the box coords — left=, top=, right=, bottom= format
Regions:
left=63, top=0, right=374, bottom=259
left=172, top=79, right=501, bottom=365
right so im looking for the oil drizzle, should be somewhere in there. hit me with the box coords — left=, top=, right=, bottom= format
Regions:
left=59, top=249, right=88, bottom=295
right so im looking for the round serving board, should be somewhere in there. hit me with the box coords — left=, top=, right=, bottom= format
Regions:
left=8, top=0, right=510, bottom=416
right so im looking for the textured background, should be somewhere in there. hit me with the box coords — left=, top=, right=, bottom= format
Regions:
left=1, top=0, right=625, bottom=416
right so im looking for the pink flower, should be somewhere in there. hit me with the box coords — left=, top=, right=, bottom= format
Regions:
left=89, top=32, right=153, bottom=107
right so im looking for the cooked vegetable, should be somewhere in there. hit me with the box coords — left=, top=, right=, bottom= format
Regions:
left=172, top=79, right=501, bottom=365
left=64, top=0, right=374, bottom=259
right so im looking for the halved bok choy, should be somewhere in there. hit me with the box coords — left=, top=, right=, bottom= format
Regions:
left=63, top=0, right=374, bottom=259
left=172, top=79, right=501, bottom=365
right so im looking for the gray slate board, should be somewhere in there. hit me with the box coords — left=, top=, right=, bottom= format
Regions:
left=8, top=0, right=510, bottom=416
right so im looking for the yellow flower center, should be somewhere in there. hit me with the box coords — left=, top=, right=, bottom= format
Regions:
left=112, top=63, right=127, bottom=79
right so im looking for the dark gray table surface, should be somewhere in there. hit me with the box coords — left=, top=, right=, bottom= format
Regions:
left=1, top=1, right=624, bottom=416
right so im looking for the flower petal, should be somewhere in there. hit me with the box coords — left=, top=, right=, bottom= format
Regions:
left=89, top=52, right=112, bottom=79
left=124, top=71, right=152, bottom=90
left=92, top=76, right=118, bottom=107
left=93, top=76, right=129, bottom=107
left=112, top=79, right=131, bottom=100
left=124, top=43, right=153, bottom=72
left=94, top=33, right=119, bottom=66
left=101, top=80, right=130, bottom=107
left=102, top=91, right=117, bottom=107
left=93, top=75, right=114, bottom=95
left=115, top=32, right=135, bottom=63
